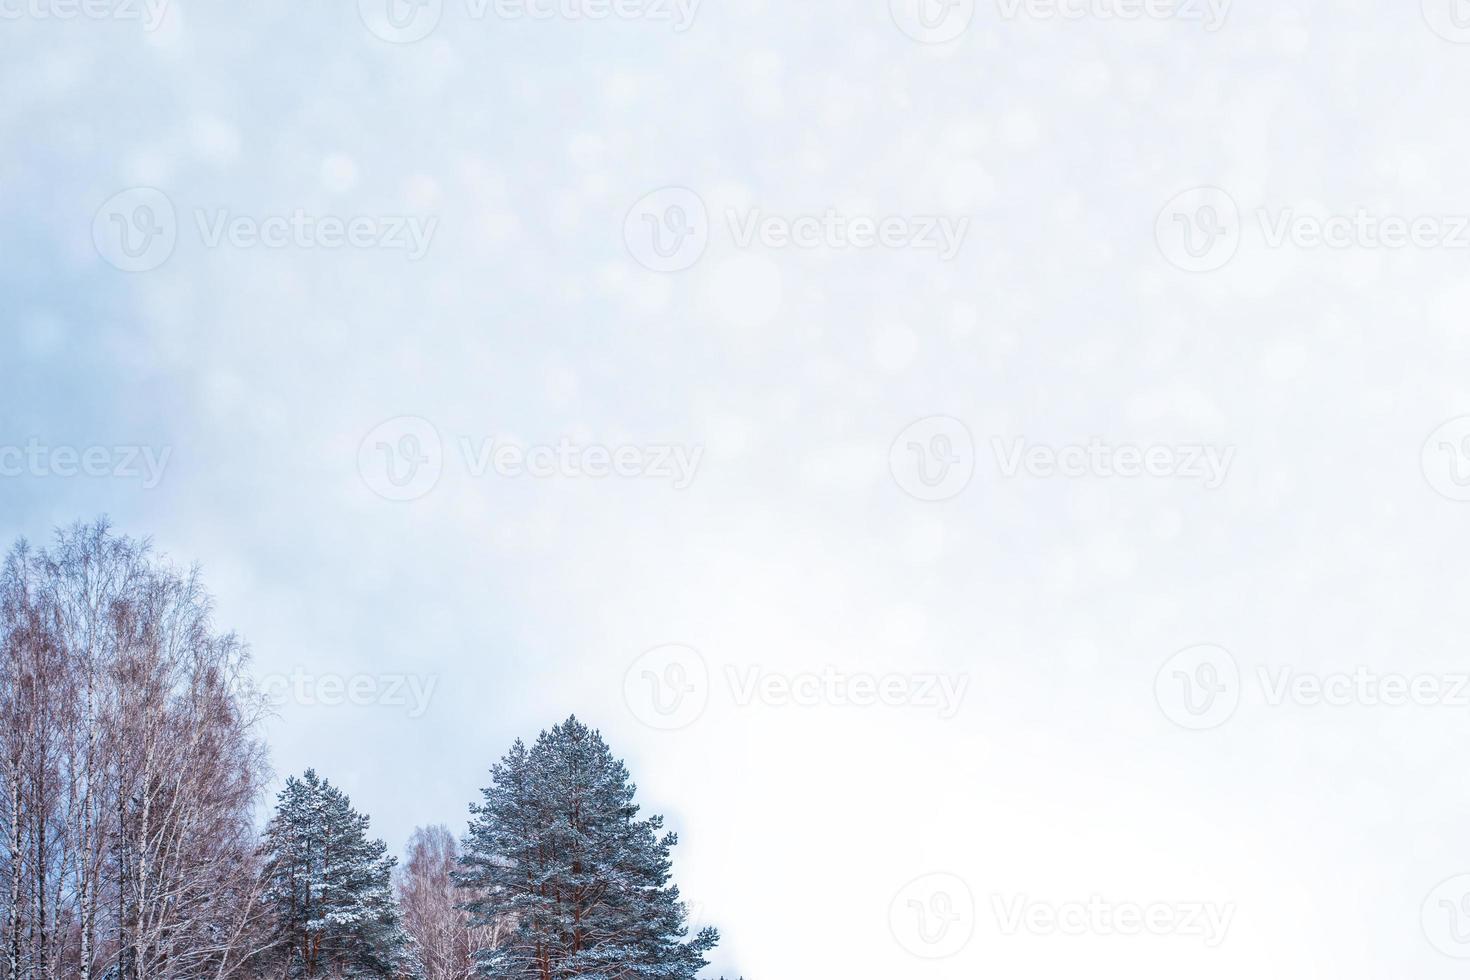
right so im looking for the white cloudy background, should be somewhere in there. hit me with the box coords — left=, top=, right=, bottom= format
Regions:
left=6, top=0, right=1470, bottom=976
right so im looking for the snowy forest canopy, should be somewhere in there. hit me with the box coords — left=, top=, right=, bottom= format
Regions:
left=0, top=521, right=720, bottom=980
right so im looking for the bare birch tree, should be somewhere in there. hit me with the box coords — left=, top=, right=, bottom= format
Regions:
left=0, top=521, right=271, bottom=980
left=395, top=826, right=498, bottom=980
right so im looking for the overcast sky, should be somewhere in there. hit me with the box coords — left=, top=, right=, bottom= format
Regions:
left=7, top=1, right=1470, bottom=977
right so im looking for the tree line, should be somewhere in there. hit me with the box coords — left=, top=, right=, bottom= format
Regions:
left=0, top=522, right=720, bottom=980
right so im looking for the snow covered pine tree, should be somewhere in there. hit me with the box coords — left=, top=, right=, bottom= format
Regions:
left=259, top=769, right=416, bottom=978
left=458, top=717, right=718, bottom=980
